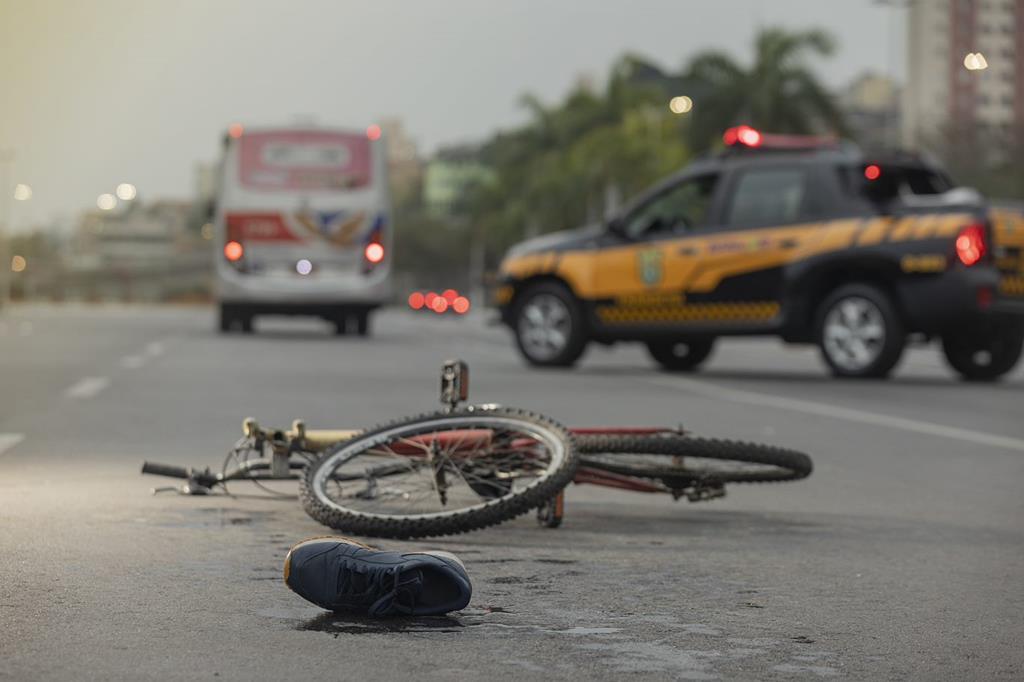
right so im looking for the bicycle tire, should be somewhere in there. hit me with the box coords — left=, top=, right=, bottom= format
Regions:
left=299, top=407, right=577, bottom=538
left=575, top=433, right=812, bottom=484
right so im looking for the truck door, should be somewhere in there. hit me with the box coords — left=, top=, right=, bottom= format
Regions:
left=686, top=164, right=830, bottom=327
left=587, top=173, right=721, bottom=327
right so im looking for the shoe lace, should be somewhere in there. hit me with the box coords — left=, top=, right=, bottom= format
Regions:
left=335, top=561, right=420, bottom=615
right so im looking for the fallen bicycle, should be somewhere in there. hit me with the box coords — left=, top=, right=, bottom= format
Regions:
left=142, top=360, right=812, bottom=537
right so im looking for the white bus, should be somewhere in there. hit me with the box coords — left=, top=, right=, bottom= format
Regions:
left=214, top=124, right=392, bottom=335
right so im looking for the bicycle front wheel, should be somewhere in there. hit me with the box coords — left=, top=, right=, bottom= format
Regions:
left=575, top=433, right=812, bottom=485
left=299, top=407, right=577, bottom=538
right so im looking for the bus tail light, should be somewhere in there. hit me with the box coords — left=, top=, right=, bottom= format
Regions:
left=224, top=241, right=244, bottom=262
left=362, top=217, right=386, bottom=273
left=364, top=242, right=385, bottom=264
left=955, top=223, right=987, bottom=267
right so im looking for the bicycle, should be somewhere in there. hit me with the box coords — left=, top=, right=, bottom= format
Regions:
left=142, top=360, right=812, bottom=538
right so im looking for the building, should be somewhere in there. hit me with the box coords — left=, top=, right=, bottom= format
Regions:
left=66, top=200, right=209, bottom=301
left=378, top=118, right=423, bottom=204
left=903, top=0, right=1023, bottom=148
left=840, top=72, right=902, bottom=151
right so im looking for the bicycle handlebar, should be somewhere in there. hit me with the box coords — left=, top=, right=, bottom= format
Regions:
left=141, top=461, right=221, bottom=488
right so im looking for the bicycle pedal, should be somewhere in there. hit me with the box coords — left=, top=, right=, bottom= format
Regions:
left=686, top=485, right=726, bottom=502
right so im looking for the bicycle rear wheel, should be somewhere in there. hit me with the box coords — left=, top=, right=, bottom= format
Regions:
left=575, top=433, right=812, bottom=486
left=299, top=407, right=577, bottom=538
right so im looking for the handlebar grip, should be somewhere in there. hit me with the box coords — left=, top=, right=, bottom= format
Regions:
left=141, top=461, right=190, bottom=479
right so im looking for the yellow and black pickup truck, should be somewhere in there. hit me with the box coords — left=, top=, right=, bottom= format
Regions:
left=495, top=128, right=1024, bottom=380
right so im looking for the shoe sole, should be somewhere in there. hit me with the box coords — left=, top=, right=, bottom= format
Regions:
left=410, top=550, right=467, bottom=572
left=283, top=535, right=375, bottom=584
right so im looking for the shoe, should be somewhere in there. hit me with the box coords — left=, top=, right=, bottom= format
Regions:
left=283, top=536, right=472, bottom=617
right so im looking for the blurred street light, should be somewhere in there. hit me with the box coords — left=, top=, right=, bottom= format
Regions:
left=97, top=193, right=117, bottom=210
left=115, top=183, right=137, bottom=201
left=669, top=96, right=693, bottom=114
left=228, top=123, right=244, bottom=139
left=964, top=52, right=988, bottom=71
left=13, top=183, right=32, bottom=201
left=10, top=255, right=26, bottom=273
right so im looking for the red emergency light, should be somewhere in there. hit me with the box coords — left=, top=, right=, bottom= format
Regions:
left=723, top=126, right=838, bottom=151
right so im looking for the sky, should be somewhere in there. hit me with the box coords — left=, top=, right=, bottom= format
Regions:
left=0, top=0, right=905, bottom=230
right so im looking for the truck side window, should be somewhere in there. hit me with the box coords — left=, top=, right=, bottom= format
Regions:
left=725, top=168, right=808, bottom=227
left=623, top=173, right=719, bottom=239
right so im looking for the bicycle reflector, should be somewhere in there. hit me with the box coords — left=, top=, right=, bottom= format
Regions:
left=955, top=223, right=987, bottom=267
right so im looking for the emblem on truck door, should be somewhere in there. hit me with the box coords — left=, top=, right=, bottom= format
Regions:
left=637, top=249, right=663, bottom=286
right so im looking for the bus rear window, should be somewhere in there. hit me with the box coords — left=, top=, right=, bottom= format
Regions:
left=238, top=131, right=371, bottom=190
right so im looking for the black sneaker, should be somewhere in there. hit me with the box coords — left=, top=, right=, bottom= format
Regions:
left=283, top=537, right=472, bottom=617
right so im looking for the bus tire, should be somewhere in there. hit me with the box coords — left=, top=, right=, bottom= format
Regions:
left=218, top=305, right=232, bottom=333
left=355, top=312, right=371, bottom=336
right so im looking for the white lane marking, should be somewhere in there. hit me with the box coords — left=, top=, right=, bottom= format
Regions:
left=119, top=340, right=168, bottom=370
left=647, top=376, right=1024, bottom=453
left=0, top=433, right=25, bottom=456
left=120, top=355, right=146, bottom=369
left=64, top=376, right=111, bottom=399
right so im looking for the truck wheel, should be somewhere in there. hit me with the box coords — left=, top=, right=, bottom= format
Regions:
left=646, top=338, right=714, bottom=372
left=513, top=282, right=588, bottom=368
left=942, top=323, right=1024, bottom=382
left=815, top=283, right=905, bottom=379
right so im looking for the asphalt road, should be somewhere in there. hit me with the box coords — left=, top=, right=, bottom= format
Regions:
left=1, top=305, right=1022, bottom=681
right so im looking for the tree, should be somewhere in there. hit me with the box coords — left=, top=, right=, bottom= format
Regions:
left=683, top=28, right=846, bottom=152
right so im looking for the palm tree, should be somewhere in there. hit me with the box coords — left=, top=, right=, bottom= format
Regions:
left=683, top=28, right=847, bottom=151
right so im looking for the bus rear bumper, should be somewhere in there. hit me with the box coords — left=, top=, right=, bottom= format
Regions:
left=219, top=301, right=382, bottom=319
left=215, top=269, right=391, bottom=306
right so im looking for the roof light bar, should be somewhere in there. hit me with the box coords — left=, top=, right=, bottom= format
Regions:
left=723, top=126, right=838, bottom=151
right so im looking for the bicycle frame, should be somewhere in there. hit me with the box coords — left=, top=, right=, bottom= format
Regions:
left=142, top=360, right=690, bottom=504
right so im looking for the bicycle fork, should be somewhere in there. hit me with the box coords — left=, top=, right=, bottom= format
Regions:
left=429, top=440, right=449, bottom=506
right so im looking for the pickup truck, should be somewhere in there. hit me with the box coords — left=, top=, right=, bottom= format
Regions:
left=494, top=127, right=1024, bottom=380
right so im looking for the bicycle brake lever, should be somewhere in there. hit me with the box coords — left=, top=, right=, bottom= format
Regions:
left=150, top=482, right=213, bottom=496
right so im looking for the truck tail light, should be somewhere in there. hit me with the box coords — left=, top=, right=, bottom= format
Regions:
left=955, top=223, right=987, bottom=267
